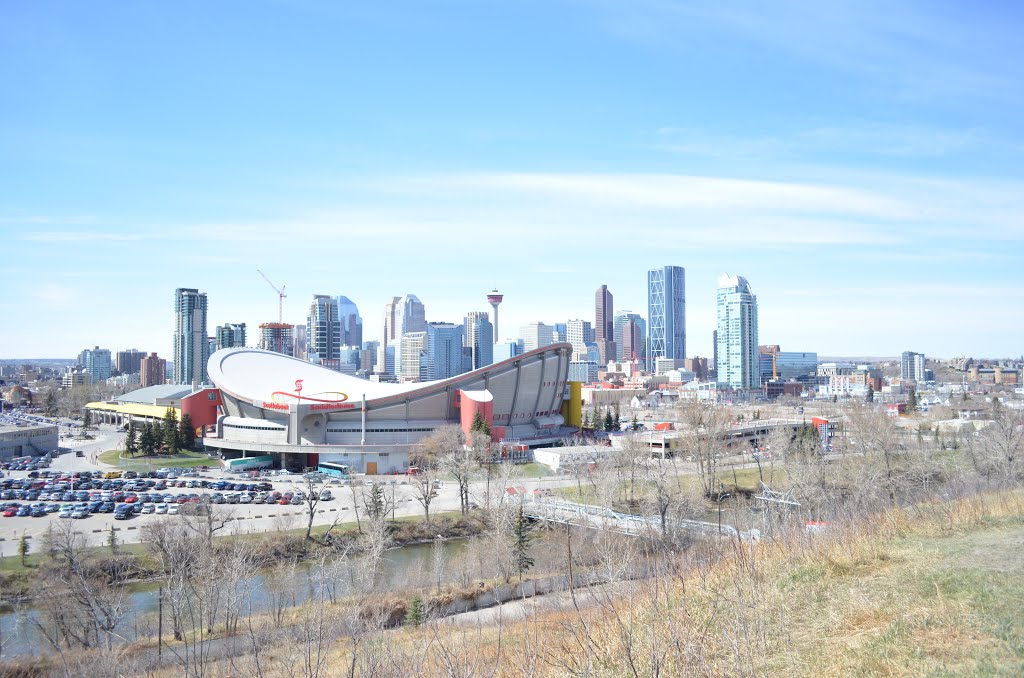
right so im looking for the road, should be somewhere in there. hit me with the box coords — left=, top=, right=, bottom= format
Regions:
left=0, top=425, right=579, bottom=556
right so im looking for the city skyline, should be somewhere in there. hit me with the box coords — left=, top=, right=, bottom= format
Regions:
left=2, top=2, right=1023, bottom=358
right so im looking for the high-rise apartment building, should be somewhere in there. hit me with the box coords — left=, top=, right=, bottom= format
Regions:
left=115, top=349, right=146, bottom=376
left=426, top=322, right=466, bottom=380
left=716, top=274, right=758, bottom=390
left=595, top=284, right=616, bottom=364
left=173, top=287, right=209, bottom=385
left=648, top=266, right=686, bottom=363
left=140, top=352, right=167, bottom=387
left=519, top=322, right=554, bottom=352
left=215, top=323, right=247, bottom=351
left=335, top=296, right=363, bottom=348
left=384, top=295, right=427, bottom=377
left=464, top=312, right=494, bottom=370
left=259, top=323, right=295, bottom=356
left=307, top=295, right=341, bottom=365
left=78, top=346, right=112, bottom=383
left=901, top=351, right=926, bottom=384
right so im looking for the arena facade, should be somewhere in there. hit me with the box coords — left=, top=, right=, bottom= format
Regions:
left=205, top=344, right=578, bottom=473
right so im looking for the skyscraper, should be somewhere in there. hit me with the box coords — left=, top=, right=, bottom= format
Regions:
left=384, top=294, right=426, bottom=376
left=595, top=284, right=616, bottom=364
left=716, top=274, right=758, bottom=390
left=647, top=266, right=686, bottom=363
left=215, top=323, right=247, bottom=351
left=399, top=331, right=428, bottom=382
left=293, top=325, right=307, bottom=360
left=464, top=311, right=494, bottom=370
left=565, top=319, right=593, bottom=359
left=426, top=322, right=466, bottom=380
left=173, top=287, right=209, bottom=385
left=335, top=296, right=363, bottom=348
left=613, top=312, right=645, bottom=361
left=307, top=295, right=341, bottom=365
left=519, top=322, right=554, bottom=352
left=621, top=318, right=643, bottom=362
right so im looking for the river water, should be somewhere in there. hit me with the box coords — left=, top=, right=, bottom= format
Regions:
left=0, top=538, right=472, bottom=659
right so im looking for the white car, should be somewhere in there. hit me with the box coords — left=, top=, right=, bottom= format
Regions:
left=239, top=494, right=252, bottom=504
left=141, top=503, right=156, bottom=514
left=155, top=503, right=168, bottom=514
left=318, top=489, right=333, bottom=501
left=58, top=508, right=74, bottom=519
left=167, top=505, right=179, bottom=515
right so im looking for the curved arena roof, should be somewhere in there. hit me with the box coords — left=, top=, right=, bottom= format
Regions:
left=208, top=344, right=573, bottom=408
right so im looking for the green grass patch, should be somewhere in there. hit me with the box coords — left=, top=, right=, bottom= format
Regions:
left=99, top=449, right=216, bottom=470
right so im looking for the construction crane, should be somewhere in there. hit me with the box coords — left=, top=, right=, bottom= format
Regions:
left=257, top=269, right=287, bottom=352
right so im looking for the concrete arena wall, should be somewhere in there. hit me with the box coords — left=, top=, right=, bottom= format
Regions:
left=216, top=344, right=572, bottom=442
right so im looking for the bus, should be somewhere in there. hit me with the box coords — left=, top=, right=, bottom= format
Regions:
left=316, top=462, right=351, bottom=478
left=224, top=455, right=274, bottom=472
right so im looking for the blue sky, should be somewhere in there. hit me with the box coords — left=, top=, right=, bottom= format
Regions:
left=2, top=1, right=1022, bottom=359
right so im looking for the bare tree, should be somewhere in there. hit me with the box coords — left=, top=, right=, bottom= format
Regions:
left=410, top=464, right=440, bottom=524
left=673, top=400, right=730, bottom=498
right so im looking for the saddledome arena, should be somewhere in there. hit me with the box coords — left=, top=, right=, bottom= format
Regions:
left=205, top=344, right=578, bottom=474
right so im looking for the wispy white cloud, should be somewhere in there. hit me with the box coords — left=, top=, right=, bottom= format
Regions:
left=20, top=230, right=145, bottom=243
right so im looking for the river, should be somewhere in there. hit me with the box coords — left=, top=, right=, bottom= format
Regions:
left=0, top=538, right=473, bottom=659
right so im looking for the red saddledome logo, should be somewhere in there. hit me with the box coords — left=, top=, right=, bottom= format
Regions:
left=265, top=380, right=352, bottom=410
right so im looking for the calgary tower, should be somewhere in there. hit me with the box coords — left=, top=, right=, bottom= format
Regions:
left=486, top=289, right=504, bottom=339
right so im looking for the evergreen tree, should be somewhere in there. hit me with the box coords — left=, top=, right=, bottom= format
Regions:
left=162, top=408, right=180, bottom=453
left=630, top=414, right=639, bottom=431
left=470, top=411, right=491, bottom=437
left=907, top=388, right=918, bottom=412
left=603, top=410, right=614, bottom=432
left=178, top=413, right=196, bottom=451
left=139, top=422, right=155, bottom=455
left=512, top=505, right=534, bottom=581
left=582, top=411, right=591, bottom=431
left=866, top=385, right=875, bottom=403
left=612, top=406, right=621, bottom=432
left=405, top=595, right=425, bottom=627
left=832, top=394, right=838, bottom=403
left=18, top=531, right=29, bottom=567
left=125, top=420, right=138, bottom=456
left=83, top=408, right=92, bottom=429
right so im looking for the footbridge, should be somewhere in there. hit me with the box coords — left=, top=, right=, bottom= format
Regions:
left=524, top=498, right=756, bottom=540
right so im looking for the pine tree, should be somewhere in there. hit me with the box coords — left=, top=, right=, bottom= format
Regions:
left=83, top=409, right=92, bottom=429
left=866, top=385, right=875, bottom=403
left=512, top=505, right=534, bottom=581
left=163, top=408, right=180, bottom=453
left=582, top=411, right=591, bottom=431
left=178, top=413, right=196, bottom=451
left=470, top=411, right=491, bottom=437
left=125, top=420, right=138, bottom=456
left=603, top=410, right=614, bottom=432
left=140, top=422, right=154, bottom=455
left=612, top=406, right=621, bottom=432
left=405, top=595, right=425, bottom=627
left=907, top=388, right=918, bottom=412
left=631, top=414, right=639, bottom=431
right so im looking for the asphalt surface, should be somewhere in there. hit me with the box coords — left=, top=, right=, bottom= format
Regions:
left=0, top=424, right=577, bottom=557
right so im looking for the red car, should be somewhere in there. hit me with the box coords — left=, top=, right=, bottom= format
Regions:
left=277, top=498, right=290, bottom=505
left=123, top=496, right=138, bottom=504
left=2, top=508, right=18, bottom=517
